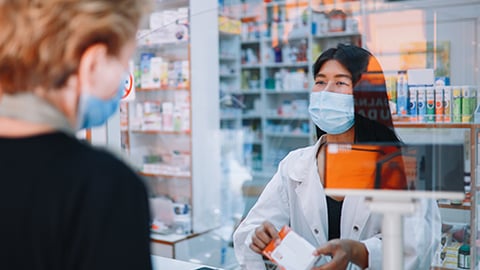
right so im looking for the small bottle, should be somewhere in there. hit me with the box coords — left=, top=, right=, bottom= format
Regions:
left=458, top=243, right=470, bottom=269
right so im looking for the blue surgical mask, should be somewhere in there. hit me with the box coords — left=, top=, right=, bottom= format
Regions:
left=308, top=91, right=354, bottom=134
left=77, top=76, right=126, bottom=130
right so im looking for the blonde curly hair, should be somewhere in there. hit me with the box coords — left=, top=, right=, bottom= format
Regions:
left=0, top=0, right=151, bottom=94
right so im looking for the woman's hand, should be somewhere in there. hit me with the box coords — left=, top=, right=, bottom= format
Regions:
left=312, top=239, right=368, bottom=270
left=249, top=221, right=279, bottom=254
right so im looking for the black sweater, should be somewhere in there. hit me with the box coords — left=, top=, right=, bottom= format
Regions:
left=0, top=132, right=152, bottom=270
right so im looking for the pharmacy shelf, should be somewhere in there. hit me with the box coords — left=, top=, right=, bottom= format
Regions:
left=122, top=3, right=224, bottom=255
left=240, top=38, right=261, bottom=44
left=393, top=122, right=479, bottom=129
left=265, top=89, right=309, bottom=94
left=137, top=87, right=190, bottom=92
left=265, top=115, right=310, bottom=120
left=220, top=73, right=239, bottom=79
left=137, top=40, right=189, bottom=51
left=232, top=89, right=262, bottom=95
left=264, top=132, right=310, bottom=138
left=139, top=172, right=192, bottom=179
left=219, top=56, right=238, bottom=61
left=263, top=35, right=309, bottom=42
left=220, top=116, right=240, bottom=121
left=233, top=1, right=361, bottom=183
left=437, top=203, right=471, bottom=211
left=313, top=32, right=362, bottom=39
left=242, top=114, right=263, bottom=119
left=263, top=1, right=309, bottom=8
left=241, top=63, right=262, bottom=68
left=264, top=62, right=309, bottom=68
left=131, top=130, right=191, bottom=135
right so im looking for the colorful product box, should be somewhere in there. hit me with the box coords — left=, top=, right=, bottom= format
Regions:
left=150, top=57, right=163, bottom=88
left=386, top=75, right=397, bottom=104
left=435, top=86, right=444, bottom=122
left=162, top=102, right=174, bottom=131
left=462, top=86, right=472, bottom=123
left=397, top=72, right=409, bottom=117
left=462, top=85, right=477, bottom=123
left=408, top=86, right=418, bottom=121
left=263, top=226, right=324, bottom=270
left=140, top=52, right=155, bottom=88
left=452, top=87, right=462, bottom=123
left=443, top=86, right=452, bottom=122
left=426, top=86, right=435, bottom=123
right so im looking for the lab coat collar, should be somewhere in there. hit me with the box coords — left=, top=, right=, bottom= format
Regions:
left=288, top=137, right=324, bottom=182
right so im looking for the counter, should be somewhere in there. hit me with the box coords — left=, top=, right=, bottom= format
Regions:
left=152, top=255, right=222, bottom=270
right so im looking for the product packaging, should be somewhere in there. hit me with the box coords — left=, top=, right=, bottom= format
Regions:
left=263, top=226, right=324, bottom=270
left=452, top=87, right=463, bottom=123
left=396, top=72, right=408, bottom=117
left=140, top=53, right=155, bottom=88
left=425, top=86, right=435, bottom=122
left=408, top=86, right=418, bottom=120
left=462, top=86, right=475, bottom=123
left=435, top=86, right=444, bottom=122
left=444, top=86, right=452, bottom=122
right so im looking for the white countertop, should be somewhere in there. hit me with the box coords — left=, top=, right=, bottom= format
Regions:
left=151, top=255, right=222, bottom=270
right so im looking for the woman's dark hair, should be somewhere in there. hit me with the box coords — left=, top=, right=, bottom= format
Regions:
left=312, top=43, right=401, bottom=143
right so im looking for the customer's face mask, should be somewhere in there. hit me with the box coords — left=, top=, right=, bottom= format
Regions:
left=308, top=91, right=354, bottom=134
left=77, top=75, right=126, bottom=130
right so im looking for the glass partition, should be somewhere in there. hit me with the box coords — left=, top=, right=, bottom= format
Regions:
left=217, top=0, right=480, bottom=269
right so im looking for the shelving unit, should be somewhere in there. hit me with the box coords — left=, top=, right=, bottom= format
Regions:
left=117, top=0, right=223, bottom=264
left=229, top=0, right=362, bottom=180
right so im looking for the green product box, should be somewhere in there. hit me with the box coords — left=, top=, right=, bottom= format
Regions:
left=452, top=87, right=462, bottom=123
left=462, top=86, right=474, bottom=123
left=426, top=86, right=435, bottom=122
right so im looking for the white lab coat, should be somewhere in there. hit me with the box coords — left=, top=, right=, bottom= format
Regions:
left=233, top=139, right=441, bottom=270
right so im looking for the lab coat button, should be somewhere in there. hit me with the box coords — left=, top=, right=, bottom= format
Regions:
left=353, top=226, right=359, bottom=232
left=314, top=228, right=319, bottom=234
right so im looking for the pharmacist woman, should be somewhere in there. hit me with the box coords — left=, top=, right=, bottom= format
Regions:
left=0, top=1, right=153, bottom=269
left=233, top=44, right=441, bottom=270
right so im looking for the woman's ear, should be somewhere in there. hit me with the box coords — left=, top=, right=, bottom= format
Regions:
left=77, top=43, right=109, bottom=96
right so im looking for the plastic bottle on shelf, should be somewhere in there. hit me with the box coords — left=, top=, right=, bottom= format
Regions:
left=275, top=72, right=283, bottom=91
left=458, top=241, right=470, bottom=268
left=274, top=46, right=282, bottom=63
left=282, top=45, right=292, bottom=64
left=328, top=9, right=346, bottom=32
left=452, top=87, right=462, bottom=123
left=396, top=71, right=408, bottom=117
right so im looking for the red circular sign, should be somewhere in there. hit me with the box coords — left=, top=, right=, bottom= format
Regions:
left=122, top=73, right=134, bottom=99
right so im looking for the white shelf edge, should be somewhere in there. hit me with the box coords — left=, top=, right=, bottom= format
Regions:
left=264, top=132, right=310, bottom=138
left=265, top=115, right=310, bottom=120
left=265, top=89, right=309, bottom=94
left=313, top=32, right=361, bottom=39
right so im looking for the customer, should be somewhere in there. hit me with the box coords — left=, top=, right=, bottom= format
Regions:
left=233, top=44, right=440, bottom=270
left=0, top=1, right=152, bottom=269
